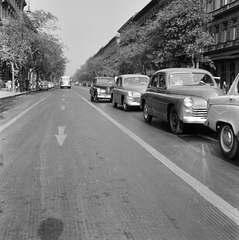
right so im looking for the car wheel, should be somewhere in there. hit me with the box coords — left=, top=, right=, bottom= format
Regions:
left=143, top=102, right=152, bottom=123
left=93, top=95, right=98, bottom=102
left=219, top=124, right=239, bottom=160
left=123, top=99, right=129, bottom=111
left=169, top=106, right=185, bottom=134
left=112, top=96, right=117, bottom=108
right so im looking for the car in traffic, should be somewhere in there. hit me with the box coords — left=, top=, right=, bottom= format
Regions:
left=39, top=81, right=48, bottom=91
left=140, top=68, right=224, bottom=134
left=89, top=77, right=115, bottom=102
left=111, top=74, right=150, bottom=111
left=205, top=73, right=239, bottom=160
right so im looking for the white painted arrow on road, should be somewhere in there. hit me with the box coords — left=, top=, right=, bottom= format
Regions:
left=55, top=126, right=67, bottom=146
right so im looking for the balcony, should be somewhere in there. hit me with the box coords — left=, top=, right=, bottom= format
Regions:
left=212, top=1, right=239, bottom=16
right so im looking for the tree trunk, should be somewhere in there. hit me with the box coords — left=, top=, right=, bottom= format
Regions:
left=11, top=62, right=15, bottom=92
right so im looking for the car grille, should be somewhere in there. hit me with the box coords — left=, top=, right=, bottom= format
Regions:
left=192, top=107, right=207, bottom=118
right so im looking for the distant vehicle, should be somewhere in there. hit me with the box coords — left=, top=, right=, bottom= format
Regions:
left=39, top=81, right=48, bottom=91
left=90, top=77, right=115, bottom=102
left=205, top=73, right=239, bottom=160
left=111, top=74, right=150, bottom=111
left=140, top=68, right=224, bottom=134
left=47, top=82, right=54, bottom=89
left=60, top=76, right=71, bottom=89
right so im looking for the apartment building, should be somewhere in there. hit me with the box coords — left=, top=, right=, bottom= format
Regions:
left=0, top=0, right=26, bottom=20
left=95, top=0, right=239, bottom=85
left=206, top=0, right=239, bottom=87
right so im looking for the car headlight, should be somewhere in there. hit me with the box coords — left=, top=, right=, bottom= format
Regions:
left=127, top=91, right=133, bottom=97
left=97, top=88, right=101, bottom=93
left=184, top=97, right=194, bottom=108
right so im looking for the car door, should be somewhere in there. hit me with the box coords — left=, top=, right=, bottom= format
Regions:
left=152, top=73, right=167, bottom=120
left=114, top=77, right=122, bottom=104
left=226, top=76, right=239, bottom=127
left=146, top=74, right=158, bottom=115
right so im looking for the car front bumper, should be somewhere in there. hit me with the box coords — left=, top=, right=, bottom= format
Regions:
left=126, top=97, right=140, bottom=107
left=97, top=94, right=111, bottom=99
left=182, top=116, right=207, bottom=124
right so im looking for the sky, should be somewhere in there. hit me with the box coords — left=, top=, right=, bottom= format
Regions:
left=28, top=0, right=151, bottom=77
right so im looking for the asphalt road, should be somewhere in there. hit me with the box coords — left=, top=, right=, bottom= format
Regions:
left=0, top=86, right=239, bottom=240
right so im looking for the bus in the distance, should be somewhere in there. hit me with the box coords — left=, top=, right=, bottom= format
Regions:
left=60, top=76, right=71, bottom=89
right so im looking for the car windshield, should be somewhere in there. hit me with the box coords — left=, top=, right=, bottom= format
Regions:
left=124, top=77, right=149, bottom=86
left=169, top=73, right=215, bottom=86
left=96, top=79, right=114, bottom=85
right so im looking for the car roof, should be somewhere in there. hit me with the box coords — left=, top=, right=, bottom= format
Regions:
left=95, top=77, right=114, bottom=79
left=119, top=74, right=149, bottom=78
left=154, top=68, right=212, bottom=74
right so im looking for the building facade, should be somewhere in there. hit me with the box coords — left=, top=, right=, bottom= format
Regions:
left=95, top=0, right=239, bottom=86
left=0, top=0, right=27, bottom=83
left=205, top=0, right=239, bottom=88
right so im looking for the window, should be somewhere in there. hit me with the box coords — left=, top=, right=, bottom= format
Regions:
left=222, top=22, right=228, bottom=42
left=231, top=18, right=237, bottom=41
left=151, top=75, right=158, bottom=87
left=158, top=75, right=165, bottom=88
left=214, top=25, right=219, bottom=44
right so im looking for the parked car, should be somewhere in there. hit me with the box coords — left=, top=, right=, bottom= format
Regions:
left=140, top=68, right=224, bottom=134
left=39, top=81, right=48, bottom=91
left=90, top=77, right=115, bottom=102
left=111, top=74, right=150, bottom=111
left=205, top=73, right=239, bottom=160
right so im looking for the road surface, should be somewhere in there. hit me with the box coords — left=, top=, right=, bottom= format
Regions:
left=0, top=86, right=239, bottom=240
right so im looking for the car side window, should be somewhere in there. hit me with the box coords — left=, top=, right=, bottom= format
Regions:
left=116, top=77, right=122, bottom=86
left=150, top=75, right=158, bottom=87
left=158, top=74, right=165, bottom=88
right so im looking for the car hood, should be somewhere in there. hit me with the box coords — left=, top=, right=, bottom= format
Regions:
left=168, top=86, right=224, bottom=100
left=124, top=85, right=148, bottom=93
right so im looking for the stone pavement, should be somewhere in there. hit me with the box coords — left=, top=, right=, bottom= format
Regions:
left=0, top=88, right=34, bottom=99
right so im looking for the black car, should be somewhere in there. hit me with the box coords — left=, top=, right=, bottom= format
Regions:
left=90, top=77, right=115, bottom=102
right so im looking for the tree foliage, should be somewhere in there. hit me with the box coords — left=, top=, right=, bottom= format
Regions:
left=117, top=0, right=214, bottom=73
left=74, top=56, right=118, bottom=83
left=0, top=10, right=67, bottom=83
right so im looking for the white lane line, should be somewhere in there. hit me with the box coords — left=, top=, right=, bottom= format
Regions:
left=80, top=95, right=239, bottom=226
left=0, top=97, right=47, bottom=133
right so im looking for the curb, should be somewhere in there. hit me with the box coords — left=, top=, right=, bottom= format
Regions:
left=0, top=89, right=39, bottom=100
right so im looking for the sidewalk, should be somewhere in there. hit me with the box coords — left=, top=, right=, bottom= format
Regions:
left=0, top=88, right=34, bottom=99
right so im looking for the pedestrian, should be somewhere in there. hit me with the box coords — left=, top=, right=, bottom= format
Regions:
left=223, top=81, right=228, bottom=94
left=7, top=80, right=12, bottom=91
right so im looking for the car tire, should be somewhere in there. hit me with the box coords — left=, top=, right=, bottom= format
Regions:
left=169, top=106, right=185, bottom=134
left=112, top=97, right=117, bottom=108
left=143, top=102, right=152, bottom=123
left=123, top=99, right=129, bottom=111
left=219, top=124, right=239, bottom=160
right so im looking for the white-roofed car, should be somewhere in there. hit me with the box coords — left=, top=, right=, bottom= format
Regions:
left=205, top=73, right=239, bottom=160
left=111, top=74, right=150, bottom=111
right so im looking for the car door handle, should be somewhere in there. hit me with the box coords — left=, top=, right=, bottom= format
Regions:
left=229, top=97, right=236, bottom=101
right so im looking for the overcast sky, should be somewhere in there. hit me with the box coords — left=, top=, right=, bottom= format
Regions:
left=29, top=0, right=150, bottom=76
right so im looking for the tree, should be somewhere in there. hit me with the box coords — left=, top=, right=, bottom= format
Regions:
left=145, top=0, right=214, bottom=68
left=118, top=0, right=214, bottom=72
left=0, top=9, right=68, bottom=90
